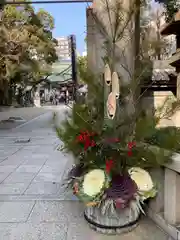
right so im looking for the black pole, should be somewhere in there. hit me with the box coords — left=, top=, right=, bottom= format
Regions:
left=69, top=34, right=77, bottom=102
left=0, top=0, right=5, bottom=10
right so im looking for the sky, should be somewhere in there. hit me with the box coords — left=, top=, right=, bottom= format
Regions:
left=33, top=2, right=88, bottom=54
left=33, top=0, right=160, bottom=55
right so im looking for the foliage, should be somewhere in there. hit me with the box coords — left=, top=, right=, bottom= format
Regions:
left=145, top=127, right=180, bottom=152
left=140, top=5, right=171, bottom=64
left=56, top=0, right=180, bottom=211
left=56, top=0, right=180, bottom=173
left=0, top=1, right=58, bottom=103
left=155, top=0, right=180, bottom=21
left=77, top=55, right=87, bottom=84
left=57, top=70, right=180, bottom=174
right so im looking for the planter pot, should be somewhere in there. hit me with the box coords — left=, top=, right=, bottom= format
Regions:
left=84, top=203, right=140, bottom=235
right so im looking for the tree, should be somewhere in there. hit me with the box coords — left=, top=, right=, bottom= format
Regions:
left=140, top=8, right=171, bottom=60
left=155, top=0, right=180, bottom=21
left=77, top=55, right=87, bottom=84
left=0, top=1, right=57, bottom=105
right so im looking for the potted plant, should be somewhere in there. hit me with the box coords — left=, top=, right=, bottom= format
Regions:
left=56, top=61, right=180, bottom=234
left=55, top=0, right=180, bottom=235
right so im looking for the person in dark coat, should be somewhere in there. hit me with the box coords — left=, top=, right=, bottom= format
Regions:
left=50, top=95, right=53, bottom=105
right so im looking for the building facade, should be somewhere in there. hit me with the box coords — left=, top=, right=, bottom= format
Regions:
left=56, top=36, right=71, bottom=60
left=149, top=12, right=176, bottom=59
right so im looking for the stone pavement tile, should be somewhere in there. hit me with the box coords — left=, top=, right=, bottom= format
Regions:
left=0, top=158, right=25, bottom=166
left=22, top=155, right=48, bottom=165
left=0, top=153, right=16, bottom=159
left=44, top=161, right=63, bottom=168
left=14, top=149, right=40, bottom=156
left=3, top=172, right=36, bottom=184
left=8, top=150, right=35, bottom=157
left=0, top=201, right=35, bottom=223
left=0, top=172, right=11, bottom=183
left=21, top=146, right=41, bottom=151
left=61, top=191, right=80, bottom=201
left=19, top=153, right=50, bottom=159
left=8, top=223, right=67, bottom=240
left=0, top=148, right=20, bottom=156
left=66, top=217, right=168, bottom=240
left=132, top=217, right=168, bottom=239
left=27, top=201, right=68, bottom=224
left=35, top=153, right=58, bottom=160
left=45, top=153, right=66, bottom=161
left=15, top=165, right=43, bottom=173
left=0, top=157, right=7, bottom=162
left=22, top=159, right=47, bottom=166
left=0, top=106, right=49, bottom=122
left=28, top=139, right=57, bottom=145
left=33, top=172, right=62, bottom=183
left=0, top=140, right=12, bottom=145
left=0, top=223, right=18, bottom=240
left=60, top=201, right=84, bottom=223
left=34, top=147, right=56, bottom=154
left=23, top=153, right=50, bottom=160
left=45, top=152, right=65, bottom=160
left=0, top=183, right=29, bottom=194
left=0, top=165, right=18, bottom=173
left=0, top=148, right=20, bottom=154
left=24, top=182, right=61, bottom=195
left=39, top=165, right=66, bottom=174
left=66, top=217, right=119, bottom=240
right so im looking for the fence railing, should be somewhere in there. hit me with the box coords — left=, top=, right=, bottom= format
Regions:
left=148, top=153, right=180, bottom=239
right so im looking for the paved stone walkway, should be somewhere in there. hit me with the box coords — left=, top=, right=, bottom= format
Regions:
left=0, top=108, right=169, bottom=239
left=0, top=106, right=52, bottom=129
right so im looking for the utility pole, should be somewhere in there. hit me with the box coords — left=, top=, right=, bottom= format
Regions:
left=0, top=0, right=5, bottom=19
left=69, top=34, right=77, bottom=102
left=0, top=0, right=5, bottom=9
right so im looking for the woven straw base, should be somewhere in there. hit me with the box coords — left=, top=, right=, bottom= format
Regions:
left=84, top=205, right=140, bottom=235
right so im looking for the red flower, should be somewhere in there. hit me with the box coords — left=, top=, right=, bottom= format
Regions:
left=76, top=131, right=96, bottom=151
left=106, top=159, right=114, bottom=173
left=76, top=134, right=84, bottom=142
left=80, top=130, right=96, bottom=137
left=128, top=142, right=136, bottom=148
left=127, top=151, right=132, bottom=156
left=127, top=142, right=136, bottom=156
left=84, top=138, right=95, bottom=151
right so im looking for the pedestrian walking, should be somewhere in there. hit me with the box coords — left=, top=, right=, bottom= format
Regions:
left=66, top=90, right=69, bottom=105
left=55, top=94, right=58, bottom=105
left=50, top=95, right=53, bottom=105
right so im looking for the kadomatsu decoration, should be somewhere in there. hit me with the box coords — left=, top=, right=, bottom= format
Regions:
left=56, top=62, right=180, bottom=234
left=56, top=1, right=180, bottom=235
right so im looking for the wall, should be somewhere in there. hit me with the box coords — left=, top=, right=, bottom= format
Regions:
left=86, top=0, right=135, bottom=82
left=86, top=7, right=104, bottom=74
